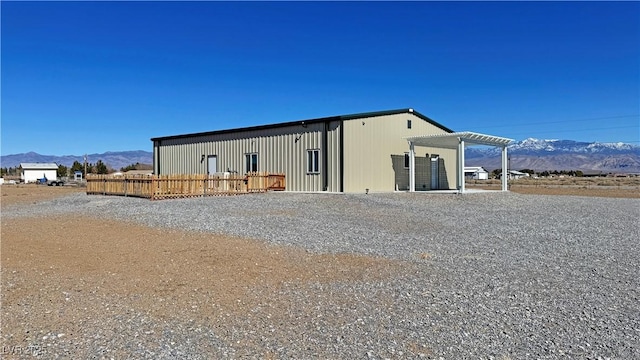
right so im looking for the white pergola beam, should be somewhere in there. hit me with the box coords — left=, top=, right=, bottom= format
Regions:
left=407, top=132, right=512, bottom=148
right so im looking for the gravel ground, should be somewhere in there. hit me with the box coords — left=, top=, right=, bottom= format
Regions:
left=2, top=191, right=639, bottom=359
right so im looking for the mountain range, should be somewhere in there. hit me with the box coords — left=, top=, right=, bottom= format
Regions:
left=2, top=138, right=639, bottom=173
left=0, top=150, right=153, bottom=170
left=464, top=138, right=640, bottom=173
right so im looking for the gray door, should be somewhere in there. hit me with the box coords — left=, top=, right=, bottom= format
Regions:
left=207, top=155, right=217, bottom=175
left=430, top=155, right=439, bottom=190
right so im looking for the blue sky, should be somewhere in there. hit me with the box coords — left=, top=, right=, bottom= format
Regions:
left=2, top=1, right=639, bottom=156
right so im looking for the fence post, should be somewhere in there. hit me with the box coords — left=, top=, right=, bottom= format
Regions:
left=151, top=176, right=156, bottom=200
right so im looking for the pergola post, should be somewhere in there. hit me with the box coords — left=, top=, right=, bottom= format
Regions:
left=501, top=145, right=508, bottom=191
left=409, top=141, right=416, bottom=192
left=459, top=138, right=466, bottom=194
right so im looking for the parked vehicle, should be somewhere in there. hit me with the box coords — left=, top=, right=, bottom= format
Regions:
left=48, top=179, right=65, bottom=186
left=37, top=176, right=65, bottom=186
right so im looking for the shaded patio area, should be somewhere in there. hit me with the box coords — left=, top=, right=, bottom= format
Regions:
left=405, top=131, right=513, bottom=193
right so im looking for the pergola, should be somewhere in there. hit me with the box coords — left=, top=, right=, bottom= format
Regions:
left=405, top=131, right=513, bottom=193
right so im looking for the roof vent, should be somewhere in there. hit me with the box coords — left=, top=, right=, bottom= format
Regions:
left=408, top=108, right=414, bottom=112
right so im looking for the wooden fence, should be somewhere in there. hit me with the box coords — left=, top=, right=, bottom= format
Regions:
left=86, top=172, right=286, bottom=200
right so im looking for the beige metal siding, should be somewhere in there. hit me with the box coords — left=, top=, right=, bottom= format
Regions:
left=342, top=113, right=455, bottom=192
left=152, top=110, right=458, bottom=193
left=325, top=121, right=342, bottom=192
left=154, top=122, right=341, bottom=192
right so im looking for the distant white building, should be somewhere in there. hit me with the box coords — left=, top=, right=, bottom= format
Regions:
left=20, top=163, right=58, bottom=183
left=124, top=169, right=153, bottom=176
left=501, top=170, right=528, bottom=180
left=464, top=166, right=489, bottom=180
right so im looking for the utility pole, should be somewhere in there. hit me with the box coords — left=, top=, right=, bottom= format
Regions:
left=84, top=154, right=87, bottom=178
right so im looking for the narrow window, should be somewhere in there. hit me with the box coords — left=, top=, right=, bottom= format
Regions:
left=407, top=120, right=412, bottom=129
left=245, top=153, right=258, bottom=173
left=404, top=153, right=410, bottom=168
left=307, top=149, right=320, bottom=174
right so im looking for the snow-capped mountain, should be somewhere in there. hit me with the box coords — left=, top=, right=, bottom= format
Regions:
left=509, top=138, right=638, bottom=154
left=465, top=138, right=640, bottom=173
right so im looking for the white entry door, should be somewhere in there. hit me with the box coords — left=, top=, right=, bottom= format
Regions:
left=207, top=155, right=217, bottom=175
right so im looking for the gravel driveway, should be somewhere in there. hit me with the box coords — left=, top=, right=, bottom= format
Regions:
left=2, top=191, right=639, bottom=359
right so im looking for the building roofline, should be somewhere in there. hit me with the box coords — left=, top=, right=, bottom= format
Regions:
left=20, top=163, right=59, bottom=169
left=150, top=108, right=453, bottom=142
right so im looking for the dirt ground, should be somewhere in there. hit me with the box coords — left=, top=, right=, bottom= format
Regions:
left=1, top=184, right=404, bottom=357
left=0, top=183, right=637, bottom=356
left=466, top=176, right=640, bottom=198
left=469, top=184, right=640, bottom=198
left=1, top=184, right=84, bottom=208
left=513, top=186, right=639, bottom=198
left=0, top=186, right=400, bottom=293
left=2, top=214, right=399, bottom=317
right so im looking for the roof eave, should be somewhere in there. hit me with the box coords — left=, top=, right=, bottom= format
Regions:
left=151, top=108, right=453, bottom=142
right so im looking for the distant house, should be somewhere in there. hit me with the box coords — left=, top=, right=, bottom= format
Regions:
left=464, top=166, right=489, bottom=180
left=111, top=170, right=153, bottom=177
left=124, top=170, right=153, bottom=176
left=501, top=170, right=528, bottom=180
left=20, top=163, right=58, bottom=183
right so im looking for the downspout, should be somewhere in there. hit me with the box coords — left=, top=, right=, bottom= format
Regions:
left=339, top=119, right=344, bottom=192
left=154, top=140, right=161, bottom=175
left=323, top=121, right=329, bottom=191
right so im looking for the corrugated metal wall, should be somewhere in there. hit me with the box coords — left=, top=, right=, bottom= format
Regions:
left=341, top=113, right=456, bottom=192
left=154, top=122, right=342, bottom=192
left=153, top=111, right=457, bottom=193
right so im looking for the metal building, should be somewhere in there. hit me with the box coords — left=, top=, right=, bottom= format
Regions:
left=151, top=108, right=511, bottom=193
left=464, top=166, right=490, bottom=180
left=20, top=163, right=58, bottom=183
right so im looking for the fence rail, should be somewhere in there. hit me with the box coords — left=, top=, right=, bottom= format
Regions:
left=86, top=173, right=285, bottom=200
